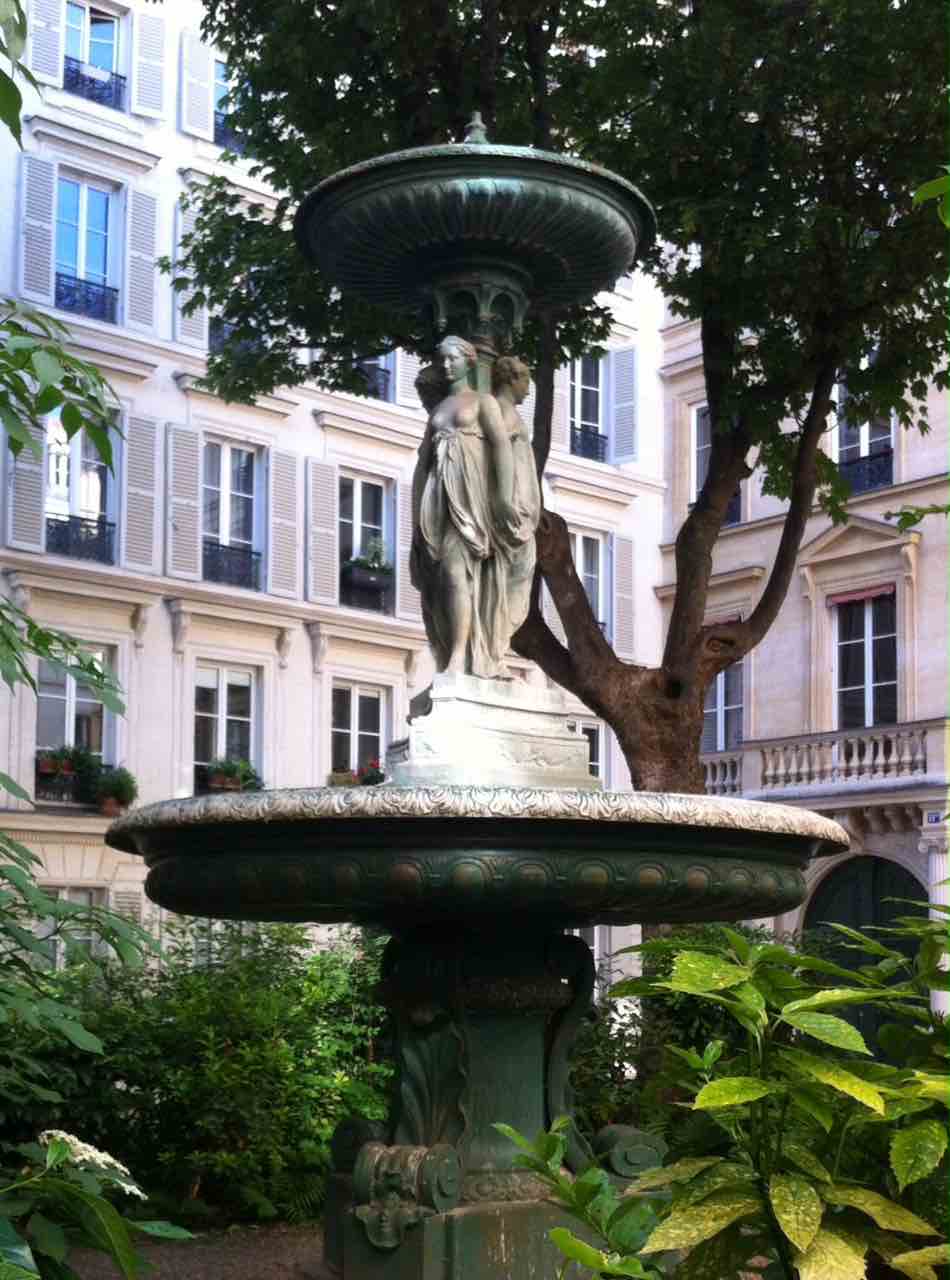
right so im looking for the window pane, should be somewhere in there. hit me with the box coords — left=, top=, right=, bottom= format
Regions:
left=339, top=477, right=354, bottom=522
left=837, top=601, right=864, bottom=643
left=332, top=687, right=351, bottom=732
left=838, top=419, right=861, bottom=453
left=701, top=711, right=718, bottom=753
left=582, top=725, right=600, bottom=777
left=357, top=733, right=380, bottom=770
left=231, top=448, right=255, bottom=497
left=74, top=701, right=103, bottom=753
left=37, top=697, right=68, bottom=749
left=195, top=668, right=219, bottom=716
left=872, top=593, right=896, bottom=636
left=79, top=457, right=107, bottom=519
left=88, top=13, right=116, bottom=70
left=202, top=488, right=220, bottom=539
left=86, top=189, right=109, bottom=235
left=838, top=687, right=867, bottom=730
left=703, top=679, right=717, bottom=713
left=226, top=672, right=252, bottom=718
left=56, top=221, right=79, bottom=276
left=582, top=537, right=598, bottom=580
left=339, top=518, right=353, bottom=562
left=869, top=416, right=892, bottom=448
left=194, top=715, right=216, bottom=764
left=38, top=660, right=67, bottom=699
left=230, top=494, right=254, bottom=545
left=581, top=355, right=600, bottom=388
left=58, top=178, right=80, bottom=226
left=214, top=59, right=229, bottom=110
left=724, top=706, right=743, bottom=749
left=724, top=661, right=743, bottom=707
left=85, top=231, right=107, bottom=285
left=580, top=387, right=599, bottom=427
left=872, top=636, right=897, bottom=685
left=837, top=641, right=865, bottom=690
left=362, top=482, right=383, bottom=532
left=873, top=683, right=897, bottom=727
left=695, top=406, right=711, bottom=449
left=358, top=693, right=380, bottom=734
left=225, top=719, right=250, bottom=759
left=204, top=443, right=222, bottom=488
left=66, top=3, right=84, bottom=59
left=331, top=730, right=351, bottom=773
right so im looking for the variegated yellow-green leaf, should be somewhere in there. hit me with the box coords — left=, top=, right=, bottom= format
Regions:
left=789, top=1085, right=834, bottom=1132
left=868, top=1229, right=940, bottom=1280
left=783, top=1010, right=871, bottom=1054
left=892, top=1245, right=950, bottom=1267
left=693, top=1077, right=774, bottom=1109
left=823, top=1185, right=938, bottom=1235
left=780, top=1048, right=885, bottom=1113
left=911, top=1071, right=950, bottom=1105
left=795, top=1226, right=867, bottom=1280
left=626, top=1156, right=723, bottom=1192
left=671, top=1224, right=752, bottom=1280
left=782, top=986, right=915, bottom=1014
left=667, top=951, right=752, bottom=992
left=674, top=1163, right=756, bottom=1209
left=639, top=1189, right=762, bottom=1253
left=768, top=1173, right=823, bottom=1252
left=891, top=1117, right=948, bottom=1191
left=782, top=1141, right=832, bottom=1183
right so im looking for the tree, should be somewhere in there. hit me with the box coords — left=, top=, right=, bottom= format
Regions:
left=178, top=0, right=948, bottom=791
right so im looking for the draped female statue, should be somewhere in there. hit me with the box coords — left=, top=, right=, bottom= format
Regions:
left=410, top=338, right=541, bottom=678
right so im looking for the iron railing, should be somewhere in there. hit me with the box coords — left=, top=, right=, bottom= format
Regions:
left=214, top=111, right=245, bottom=153
left=839, top=448, right=893, bottom=494
left=571, top=426, right=609, bottom=462
left=46, top=514, right=115, bottom=564
left=55, top=272, right=118, bottom=324
left=356, top=360, right=392, bottom=401
left=63, top=55, right=126, bottom=110
left=203, top=539, right=261, bottom=590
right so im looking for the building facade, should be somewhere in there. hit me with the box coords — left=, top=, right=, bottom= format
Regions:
left=1, top=0, right=946, bottom=977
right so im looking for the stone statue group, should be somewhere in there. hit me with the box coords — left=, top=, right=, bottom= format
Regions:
left=410, top=338, right=542, bottom=680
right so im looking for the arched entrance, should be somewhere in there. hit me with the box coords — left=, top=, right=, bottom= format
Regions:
left=804, top=855, right=927, bottom=1051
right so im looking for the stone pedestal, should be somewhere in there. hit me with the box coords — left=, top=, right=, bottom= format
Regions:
left=386, top=674, right=597, bottom=791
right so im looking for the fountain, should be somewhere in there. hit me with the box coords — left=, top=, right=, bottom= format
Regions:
left=107, top=116, right=848, bottom=1280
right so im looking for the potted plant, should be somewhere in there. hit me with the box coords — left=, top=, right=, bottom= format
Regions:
left=357, top=758, right=385, bottom=786
left=66, top=745, right=103, bottom=804
left=36, top=745, right=76, bottom=776
left=327, top=770, right=358, bottom=786
left=341, top=536, right=394, bottom=591
left=207, top=758, right=263, bottom=792
left=95, top=766, right=138, bottom=817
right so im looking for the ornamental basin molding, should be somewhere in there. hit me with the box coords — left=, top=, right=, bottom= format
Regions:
left=106, top=785, right=847, bottom=931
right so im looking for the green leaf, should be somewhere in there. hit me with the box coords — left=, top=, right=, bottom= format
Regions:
left=781, top=987, right=914, bottom=1016
left=625, top=1157, right=724, bottom=1192
left=820, top=924, right=901, bottom=958
left=823, top=1185, right=938, bottom=1235
left=674, top=1163, right=757, bottom=1210
left=890, top=1118, right=948, bottom=1191
left=781, top=1142, right=832, bottom=1183
left=0, top=772, right=30, bottom=803
left=48, top=1019, right=102, bottom=1054
left=783, top=1010, right=871, bottom=1054
left=693, top=1077, right=775, bottom=1109
left=639, top=1188, right=762, bottom=1253
left=795, top=1226, right=867, bottom=1280
left=0, top=1219, right=38, bottom=1275
left=789, top=1086, right=834, bottom=1133
left=911, top=1071, right=950, bottom=1104
left=25, top=1215, right=65, bottom=1263
left=0, top=71, right=22, bottom=147
left=672, top=1225, right=753, bottom=1280
left=666, top=952, right=752, bottom=993
left=29, top=350, right=64, bottom=389
left=768, top=1173, right=823, bottom=1253
left=44, top=1139, right=70, bottom=1171
left=779, top=1048, right=885, bottom=1113
left=891, top=1245, right=950, bottom=1269
left=46, top=1185, right=137, bottom=1280
left=129, top=1221, right=194, bottom=1240
left=548, top=1228, right=612, bottom=1271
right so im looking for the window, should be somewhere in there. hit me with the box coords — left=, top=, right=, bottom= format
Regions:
left=194, top=665, right=255, bottom=792
left=331, top=685, right=384, bottom=775
left=213, top=59, right=243, bottom=152
left=835, top=368, right=893, bottom=494
left=569, top=531, right=603, bottom=623
left=339, top=476, right=392, bottom=612
left=45, top=415, right=115, bottom=563
left=569, top=356, right=607, bottom=461
left=55, top=175, right=117, bottom=323
left=36, top=887, right=105, bottom=969
left=701, top=661, right=743, bottom=753
left=836, top=592, right=897, bottom=729
left=64, top=3, right=125, bottom=110
left=355, top=355, right=393, bottom=402
left=694, top=405, right=741, bottom=526
left=567, top=719, right=602, bottom=780
left=35, top=649, right=112, bottom=801
left=202, top=442, right=261, bottom=590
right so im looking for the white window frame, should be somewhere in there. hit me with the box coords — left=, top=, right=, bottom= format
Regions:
left=569, top=355, right=604, bottom=433
left=36, top=886, right=107, bottom=970
left=202, top=439, right=261, bottom=551
left=339, top=474, right=390, bottom=563
left=569, top=529, right=605, bottom=623
left=193, top=663, right=258, bottom=767
left=65, top=1, right=122, bottom=73
left=36, top=646, right=115, bottom=761
left=330, top=682, right=387, bottom=774
left=566, top=717, right=603, bottom=781
left=56, top=172, right=116, bottom=287
left=45, top=412, right=114, bottom=523
left=702, top=662, right=744, bottom=754
left=831, top=379, right=895, bottom=465
left=833, top=597, right=897, bottom=730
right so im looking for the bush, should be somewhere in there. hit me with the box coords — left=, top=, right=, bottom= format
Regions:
left=569, top=996, right=641, bottom=1139
left=95, top=765, right=138, bottom=807
left=2, top=923, right=391, bottom=1224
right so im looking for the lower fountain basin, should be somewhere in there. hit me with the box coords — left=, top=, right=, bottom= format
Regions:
left=106, top=785, right=847, bottom=930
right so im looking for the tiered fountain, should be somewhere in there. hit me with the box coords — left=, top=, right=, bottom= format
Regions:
left=107, top=117, right=847, bottom=1280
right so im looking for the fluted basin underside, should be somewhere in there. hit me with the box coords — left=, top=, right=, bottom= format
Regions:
left=107, top=786, right=847, bottom=930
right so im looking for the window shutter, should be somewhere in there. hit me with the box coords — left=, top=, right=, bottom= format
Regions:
left=19, top=154, right=56, bottom=306
left=6, top=424, right=47, bottom=552
left=542, top=583, right=566, bottom=645
left=551, top=365, right=570, bottom=450
left=110, top=887, right=143, bottom=923
left=612, top=534, right=635, bottom=660
left=131, top=10, right=166, bottom=119
left=394, top=350, right=423, bottom=409
left=396, top=481, right=422, bottom=623
left=180, top=31, right=214, bottom=141
left=521, top=375, right=537, bottom=439
left=267, top=449, right=300, bottom=599
left=27, top=0, right=64, bottom=87
left=173, top=200, right=208, bottom=348
left=165, top=423, right=202, bottom=580
left=121, top=413, right=160, bottom=573
left=610, top=346, right=637, bottom=463
left=306, top=459, right=338, bottom=605
left=125, top=188, right=158, bottom=333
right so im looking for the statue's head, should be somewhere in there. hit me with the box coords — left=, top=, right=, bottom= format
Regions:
left=492, top=356, right=531, bottom=405
left=438, top=335, right=477, bottom=385
left=415, top=363, right=447, bottom=413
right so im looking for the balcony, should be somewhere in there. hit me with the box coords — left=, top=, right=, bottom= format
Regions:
left=702, top=750, right=743, bottom=796
left=339, top=562, right=393, bottom=613
left=203, top=539, right=261, bottom=590
left=63, top=55, right=126, bottom=111
left=214, top=111, right=245, bottom=154
left=356, top=360, right=392, bottom=401
left=55, top=272, right=118, bottom=325
left=34, top=762, right=81, bottom=805
left=839, top=448, right=894, bottom=495
left=45, top=514, right=115, bottom=564
left=571, top=426, right=609, bottom=462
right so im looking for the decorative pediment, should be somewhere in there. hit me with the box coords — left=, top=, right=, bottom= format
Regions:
left=798, top=514, right=918, bottom=567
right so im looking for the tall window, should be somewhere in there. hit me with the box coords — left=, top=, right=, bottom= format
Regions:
left=570, top=531, right=603, bottom=622
left=37, top=650, right=110, bottom=758
left=55, top=176, right=117, bottom=322
left=567, top=719, right=602, bottom=780
left=569, top=356, right=607, bottom=460
left=836, top=368, right=893, bottom=493
left=702, top=661, right=743, bottom=753
left=36, top=887, right=105, bottom=970
left=202, top=442, right=260, bottom=589
left=194, top=665, right=255, bottom=790
left=694, top=405, right=741, bottom=526
left=66, top=3, right=119, bottom=71
left=836, top=593, right=897, bottom=729
left=339, top=475, right=391, bottom=611
left=213, top=59, right=243, bottom=151
left=331, top=685, right=384, bottom=774
left=45, top=416, right=114, bottom=562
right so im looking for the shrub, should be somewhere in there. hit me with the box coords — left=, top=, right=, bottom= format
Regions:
left=95, top=765, right=138, bottom=807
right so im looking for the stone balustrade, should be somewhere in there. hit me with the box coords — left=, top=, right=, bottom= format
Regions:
left=701, top=751, right=744, bottom=796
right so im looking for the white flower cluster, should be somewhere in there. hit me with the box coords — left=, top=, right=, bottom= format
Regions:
left=38, top=1130, right=147, bottom=1199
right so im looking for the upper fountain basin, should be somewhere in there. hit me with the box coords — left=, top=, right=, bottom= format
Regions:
left=106, top=785, right=847, bottom=932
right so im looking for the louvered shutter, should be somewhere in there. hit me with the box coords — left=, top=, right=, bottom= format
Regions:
left=306, top=460, right=338, bottom=605
left=396, top=482, right=422, bottom=623
left=180, top=31, right=214, bottom=141
left=125, top=188, right=158, bottom=333
left=520, top=375, right=537, bottom=440
left=20, top=154, right=56, bottom=306
left=6, top=424, right=47, bottom=552
left=173, top=200, right=208, bottom=348
left=542, top=583, right=566, bottom=645
left=111, top=887, right=143, bottom=924
left=394, top=350, right=423, bottom=409
left=551, top=365, right=570, bottom=450
left=165, top=424, right=202, bottom=580
left=131, top=10, right=166, bottom=118
left=610, top=346, right=637, bottom=463
left=612, top=534, right=635, bottom=660
left=121, top=414, right=160, bottom=573
left=267, top=450, right=300, bottom=599
left=27, top=0, right=64, bottom=87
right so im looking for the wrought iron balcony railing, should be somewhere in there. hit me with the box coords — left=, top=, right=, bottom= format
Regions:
left=214, top=111, right=245, bottom=154
left=570, top=426, right=609, bottom=462
left=203, top=539, right=261, bottom=590
left=356, top=360, right=392, bottom=401
left=55, top=272, right=118, bottom=324
left=45, top=514, right=115, bottom=564
left=63, top=55, right=126, bottom=110
left=839, top=448, right=894, bottom=494
left=209, top=318, right=265, bottom=360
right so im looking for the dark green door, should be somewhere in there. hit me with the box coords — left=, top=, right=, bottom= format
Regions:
left=804, top=855, right=927, bottom=1052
